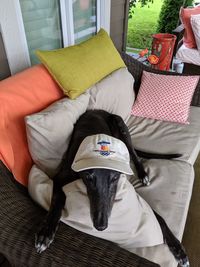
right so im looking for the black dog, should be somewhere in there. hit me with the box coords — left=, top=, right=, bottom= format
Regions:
left=35, top=110, right=189, bottom=267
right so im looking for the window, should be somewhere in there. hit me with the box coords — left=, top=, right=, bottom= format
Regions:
left=19, top=0, right=63, bottom=65
left=73, top=0, right=97, bottom=44
left=0, top=0, right=110, bottom=73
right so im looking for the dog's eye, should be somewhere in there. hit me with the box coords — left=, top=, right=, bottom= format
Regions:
left=111, top=175, right=119, bottom=182
left=85, top=173, right=94, bottom=182
left=86, top=176, right=93, bottom=181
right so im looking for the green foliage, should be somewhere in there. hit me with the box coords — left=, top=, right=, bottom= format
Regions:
left=127, top=0, right=163, bottom=49
left=129, top=0, right=154, bottom=18
left=156, top=0, right=194, bottom=33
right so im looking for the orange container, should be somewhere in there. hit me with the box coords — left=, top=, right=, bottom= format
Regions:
left=151, top=33, right=177, bottom=71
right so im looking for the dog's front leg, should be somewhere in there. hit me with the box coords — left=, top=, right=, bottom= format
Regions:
left=35, top=182, right=66, bottom=253
left=109, top=114, right=150, bottom=186
left=154, top=211, right=190, bottom=267
left=128, top=148, right=150, bottom=186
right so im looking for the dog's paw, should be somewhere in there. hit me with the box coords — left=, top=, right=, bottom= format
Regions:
left=142, top=175, right=150, bottom=186
left=35, top=224, right=58, bottom=253
left=179, top=256, right=190, bottom=267
left=168, top=243, right=190, bottom=267
left=137, top=167, right=150, bottom=186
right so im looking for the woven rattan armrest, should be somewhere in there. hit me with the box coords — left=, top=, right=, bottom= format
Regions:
left=0, top=160, right=159, bottom=267
left=121, top=52, right=200, bottom=107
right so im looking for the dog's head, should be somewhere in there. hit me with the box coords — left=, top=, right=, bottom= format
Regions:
left=72, top=134, right=133, bottom=231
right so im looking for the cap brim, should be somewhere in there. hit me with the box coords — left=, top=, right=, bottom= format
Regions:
left=71, top=158, right=133, bottom=175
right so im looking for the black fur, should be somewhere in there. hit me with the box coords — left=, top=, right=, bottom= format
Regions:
left=35, top=110, right=189, bottom=267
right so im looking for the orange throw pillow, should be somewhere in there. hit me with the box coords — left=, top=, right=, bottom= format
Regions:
left=0, top=65, right=63, bottom=186
left=180, top=5, right=200, bottom=48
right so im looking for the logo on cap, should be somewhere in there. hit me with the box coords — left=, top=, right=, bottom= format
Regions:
left=94, top=140, right=115, bottom=156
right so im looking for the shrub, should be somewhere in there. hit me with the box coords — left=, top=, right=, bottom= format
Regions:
left=157, top=0, right=194, bottom=33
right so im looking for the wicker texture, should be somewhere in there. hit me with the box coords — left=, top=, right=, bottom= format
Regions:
left=0, top=161, right=159, bottom=267
left=183, top=63, right=200, bottom=75
left=121, top=52, right=200, bottom=107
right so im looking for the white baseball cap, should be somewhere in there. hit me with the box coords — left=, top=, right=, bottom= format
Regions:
left=71, top=134, right=133, bottom=175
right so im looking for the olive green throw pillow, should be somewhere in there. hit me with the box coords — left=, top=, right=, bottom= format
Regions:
left=36, top=29, right=125, bottom=99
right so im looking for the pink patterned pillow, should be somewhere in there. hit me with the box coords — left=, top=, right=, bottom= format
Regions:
left=131, top=71, right=199, bottom=124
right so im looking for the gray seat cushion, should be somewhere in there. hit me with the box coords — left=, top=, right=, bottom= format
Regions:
left=127, top=106, right=200, bottom=165
left=128, top=159, right=194, bottom=267
left=126, top=109, right=199, bottom=266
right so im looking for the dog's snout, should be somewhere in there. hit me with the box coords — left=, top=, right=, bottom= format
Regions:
left=93, top=211, right=108, bottom=231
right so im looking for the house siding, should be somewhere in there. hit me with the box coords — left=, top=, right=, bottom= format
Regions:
left=110, top=0, right=129, bottom=52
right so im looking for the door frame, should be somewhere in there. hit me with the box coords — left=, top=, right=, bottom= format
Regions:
left=0, top=0, right=30, bottom=75
left=0, top=0, right=111, bottom=75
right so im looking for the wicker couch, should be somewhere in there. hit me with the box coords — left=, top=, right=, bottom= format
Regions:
left=0, top=53, right=200, bottom=267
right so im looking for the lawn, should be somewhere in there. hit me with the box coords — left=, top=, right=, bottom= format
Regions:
left=127, top=0, right=163, bottom=50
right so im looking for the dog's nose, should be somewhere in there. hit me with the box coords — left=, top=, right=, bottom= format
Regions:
left=95, top=225, right=107, bottom=231
left=93, top=211, right=108, bottom=231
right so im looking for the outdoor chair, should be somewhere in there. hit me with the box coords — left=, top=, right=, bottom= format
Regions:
left=173, top=24, right=200, bottom=74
